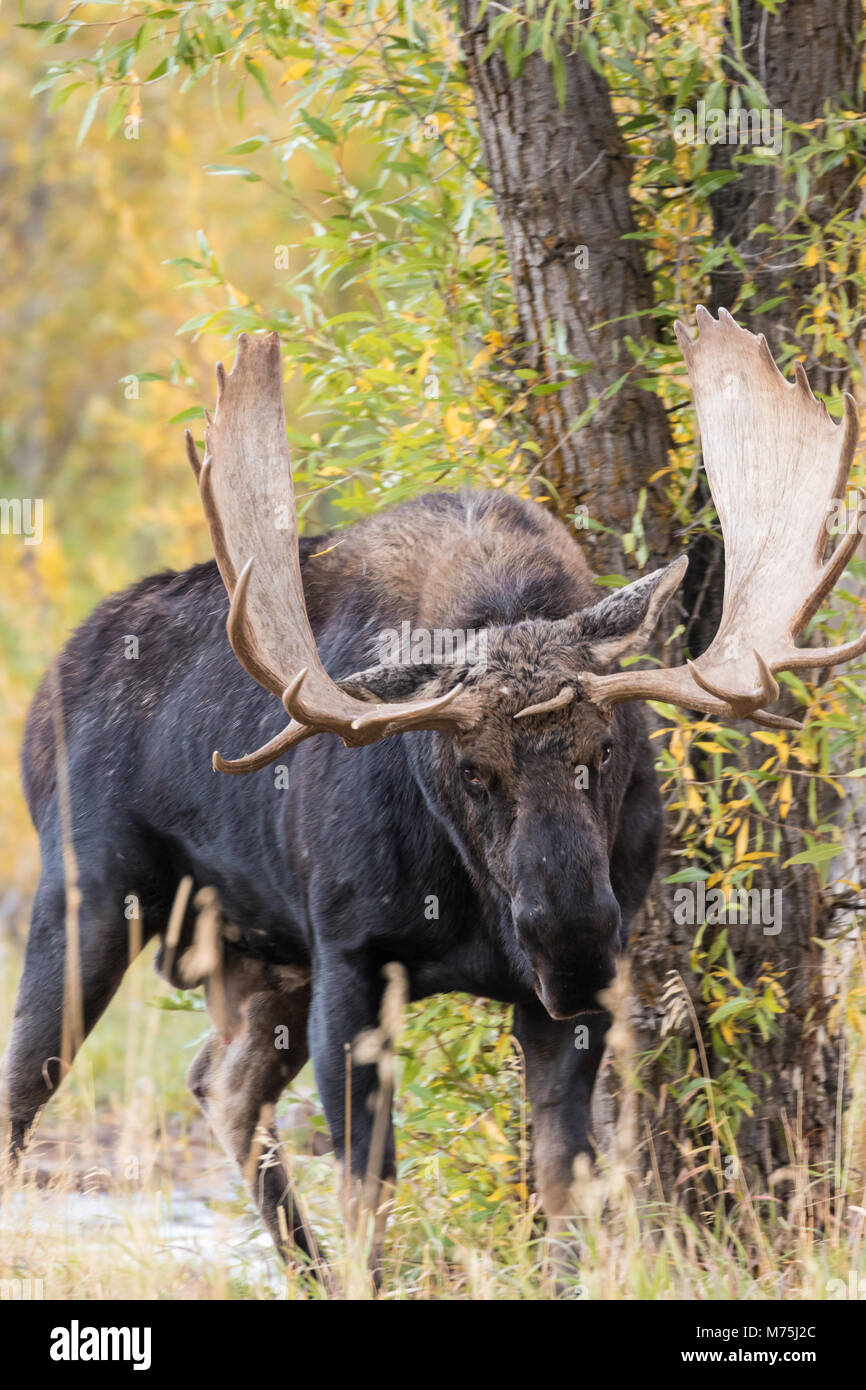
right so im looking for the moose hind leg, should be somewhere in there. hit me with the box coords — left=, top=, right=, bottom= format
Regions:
left=187, top=958, right=318, bottom=1266
left=1, top=871, right=135, bottom=1172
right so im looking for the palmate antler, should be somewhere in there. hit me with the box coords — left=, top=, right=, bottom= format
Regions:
left=186, top=333, right=474, bottom=773
left=578, top=307, right=866, bottom=728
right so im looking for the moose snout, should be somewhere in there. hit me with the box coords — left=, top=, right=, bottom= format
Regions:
left=512, top=884, right=621, bottom=951
left=512, top=886, right=621, bottom=1020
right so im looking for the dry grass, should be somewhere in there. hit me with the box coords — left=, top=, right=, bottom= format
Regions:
left=1, top=933, right=865, bottom=1301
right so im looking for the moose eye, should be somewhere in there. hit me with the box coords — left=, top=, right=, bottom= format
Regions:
left=461, top=763, right=485, bottom=793
left=599, top=741, right=613, bottom=770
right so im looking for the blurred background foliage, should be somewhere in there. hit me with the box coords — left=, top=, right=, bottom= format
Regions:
left=0, top=0, right=529, bottom=894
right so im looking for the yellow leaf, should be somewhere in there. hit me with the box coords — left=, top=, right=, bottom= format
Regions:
left=415, top=344, right=436, bottom=383
left=778, top=774, right=793, bottom=820
left=847, top=1008, right=866, bottom=1038
left=281, top=59, right=312, bottom=83
left=735, top=816, right=750, bottom=862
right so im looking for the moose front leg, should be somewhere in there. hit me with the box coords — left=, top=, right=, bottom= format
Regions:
left=185, top=954, right=320, bottom=1271
left=513, top=1001, right=610, bottom=1267
left=308, top=960, right=399, bottom=1281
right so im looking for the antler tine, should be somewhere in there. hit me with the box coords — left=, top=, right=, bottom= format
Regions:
left=579, top=307, right=865, bottom=728
left=345, top=683, right=474, bottom=738
left=686, top=649, right=779, bottom=717
left=184, top=429, right=202, bottom=481
left=579, top=665, right=802, bottom=731
left=193, top=332, right=479, bottom=773
left=213, top=719, right=316, bottom=775
left=198, top=454, right=239, bottom=598
left=225, top=557, right=285, bottom=699
left=514, top=686, right=576, bottom=721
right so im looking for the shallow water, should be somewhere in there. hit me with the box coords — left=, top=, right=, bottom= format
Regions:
left=6, top=1183, right=287, bottom=1294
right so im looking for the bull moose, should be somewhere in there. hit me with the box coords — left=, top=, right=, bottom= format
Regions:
left=2, top=308, right=864, bottom=1274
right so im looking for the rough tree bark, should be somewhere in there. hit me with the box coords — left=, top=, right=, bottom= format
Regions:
left=459, top=0, right=671, bottom=577
left=460, top=0, right=864, bottom=1201
left=708, top=0, right=863, bottom=388
left=702, top=0, right=865, bottom=1187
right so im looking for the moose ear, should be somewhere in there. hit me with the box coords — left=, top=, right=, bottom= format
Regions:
left=576, top=555, right=688, bottom=668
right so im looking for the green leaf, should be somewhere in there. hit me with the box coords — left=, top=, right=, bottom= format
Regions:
left=300, top=108, right=338, bottom=143
left=709, top=999, right=747, bottom=1025
left=205, top=165, right=262, bottom=182
left=693, top=169, right=739, bottom=197
left=783, top=843, right=843, bottom=868
left=149, top=991, right=205, bottom=1013
left=226, top=136, right=269, bottom=155
left=106, top=89, right=128, bottom=140
left=551, top=47, right=566, bottom=109
left=145, top=56, right=173, bottom=82
left=245, top=57, right=274, bottom=106
left=76, top=90, right=101, bottom=147
left=176, top=310, right=218, bottom=335
left=48, top=81, right=85, bottom=112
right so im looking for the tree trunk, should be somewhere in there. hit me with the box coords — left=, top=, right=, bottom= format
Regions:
left=708, top=0, right=863, bottom=389
left=459, top=1, right=671, bottom=577
left=701, top=0, right=864, bottom=1188
left=460, top=0, right=864, bottom=1203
